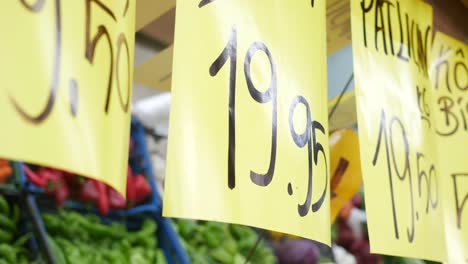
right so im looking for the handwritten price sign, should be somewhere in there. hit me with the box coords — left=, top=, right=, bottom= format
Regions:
left=351, top=0, right=445, bottom=261
left=0, top=0, right=135, bottom=195
left=163, top=0, right=330, bottom=242
left=430, top=32, right=468, bottom=263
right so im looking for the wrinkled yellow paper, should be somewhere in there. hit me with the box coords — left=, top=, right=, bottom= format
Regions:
left=330, top=129, right=362, bottom=222
left=0, top=0, right=135, bottom=195
left=351, top=0, right=445, bottom=260
left=430, top=32, right=468, bottom=263
left=164, top=0, right=330, bottom=243
left=328, top=91, right=357, bottom=132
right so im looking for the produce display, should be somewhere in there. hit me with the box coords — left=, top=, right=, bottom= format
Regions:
left=0, top=196, right=37, bottom=264
left=43, top=210, right=166, bottom=264
left=0, top=117, right=450, bottom=264
left=24, top=164, right=151, bottom=215
left=174, top=220, right=276, bottom=264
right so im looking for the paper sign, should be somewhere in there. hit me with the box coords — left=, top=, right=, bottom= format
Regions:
left=330, top=129, right=362, bottom=222
left=351, top=0, right=445, bottom=261
left=0, top=1, right=135, bottom=196
left=164, top=0, right=330, bottom=243
left=430, top=32, right=468, bottom=263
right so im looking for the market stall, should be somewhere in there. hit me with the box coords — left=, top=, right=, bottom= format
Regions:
left=0, top=0, right=467, bottom=263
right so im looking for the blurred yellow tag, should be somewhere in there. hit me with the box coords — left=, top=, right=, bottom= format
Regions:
left=328, top=91, right=357, bottom=132
left=351, top=0, right=445, bottom=261
left=0, top=1, right=135, bottom=196
left=135, top=45, right=173, bottom=92
left=135, top=0, right=175, bottom=31
left=164, top=0, right=330, bottom=243
left=327, top=0, right=351, bottom=55
left=330, top=129, right=362, bottom=222
left=430, top=32, right=468, bottom=263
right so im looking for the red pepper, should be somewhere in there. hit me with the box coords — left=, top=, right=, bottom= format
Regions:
left=107, top=186, right=126, bottom=210
left=79, top=179, right=99, bottom=202
left=133, top=174, right=151, bottom=204
left=49, top=180, right=69, bottom=208
left=93, top=180, right=109, bottom=216
left=23, top=165, right=46, bottom=187
left=61, top=171, right=81, bottom=188
left=37, top=169, right=62, bottom=182
left=126, top=167, right=136, bottom=207
left=44, top=173, right=69, bottom=208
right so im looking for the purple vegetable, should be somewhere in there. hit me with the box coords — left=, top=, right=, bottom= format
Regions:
left=274, top=239, right=319, bottom=264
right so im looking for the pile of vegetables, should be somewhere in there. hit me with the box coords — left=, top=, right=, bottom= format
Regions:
left=24, top=164, right=151, bottom=215
left=43, top=210, right=166, bottom=264
left=174, top=220, right=276, bottom=264
left=0, top=196, right=36, bottom=264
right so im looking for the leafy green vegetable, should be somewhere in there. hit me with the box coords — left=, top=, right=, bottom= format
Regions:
left=175, top=220, right=276, bottom=264
left=43, top=211, right=166, bottom=264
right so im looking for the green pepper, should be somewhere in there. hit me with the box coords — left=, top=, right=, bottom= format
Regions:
left=13, top=233, right=32, bottom=248
left=156, top=249, right=167, bottom=264
left=11, top=205, right=20, bottom=225
left=202, top=231, right=219, bottom=248
left=128, top=220, right=156, bottom=246
left=233, top=253, right=246, bottom=264
left=18, top=255, right=29, bottom=264
left=0, top=244, right=17, bottom=263
left=130, top=247, right=148, bottom=264
left=177, top=220, right=198, bottom=238
left=0, top=229, right=13, bottom=243
left=49, top=237, right=67, bottom=264
left=223, top=238, right=237, bottom=255
left=0, top=215, right=15, bottom=233
left=209, top=247, right=232, bottom=264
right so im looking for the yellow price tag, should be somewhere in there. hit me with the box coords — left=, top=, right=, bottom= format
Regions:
left=0, top=0, right=135, bottom=196
left=330, top=129, right=362, bottom=222
left=430, top=32, right=468, bottom=263
left=164, top=0, right=330, bottom=243
left=351, top=0, right=445, bottom=261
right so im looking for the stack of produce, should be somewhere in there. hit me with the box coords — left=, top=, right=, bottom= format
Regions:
left=43, top=210, right=166, bottom=264
left=0, top=196, right=36, bottom=264
left=174, top=220, right=276, bottom=264
left=23, top=164, right=151, bottom=215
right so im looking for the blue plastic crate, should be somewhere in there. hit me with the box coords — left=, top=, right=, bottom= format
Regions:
left=19, top=117, right=161, bottom=218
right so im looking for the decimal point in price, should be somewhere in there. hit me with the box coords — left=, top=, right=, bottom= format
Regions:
left=288, top=183, right=293, bottom=196
left=69, top=79, right=78, bottom=117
